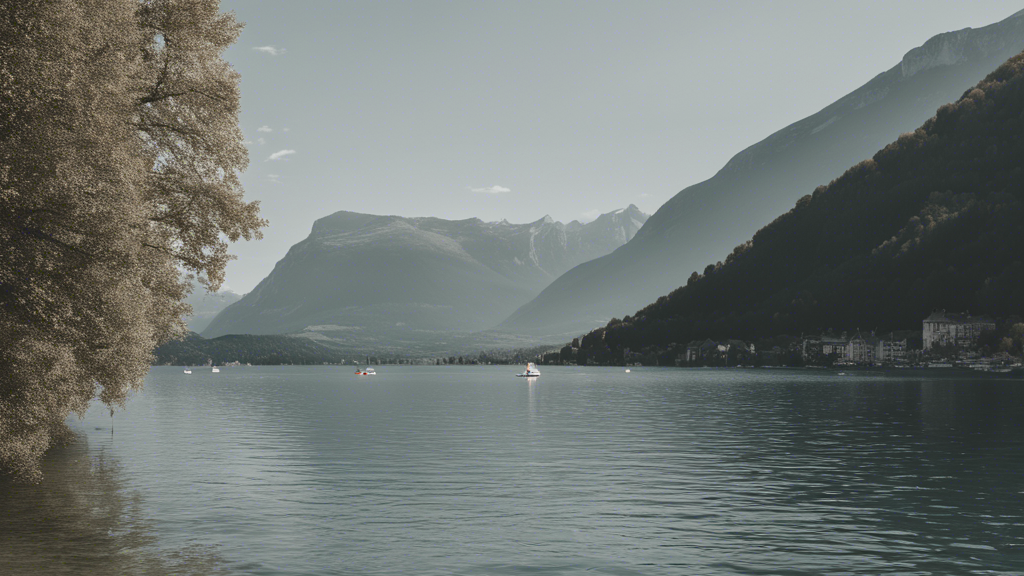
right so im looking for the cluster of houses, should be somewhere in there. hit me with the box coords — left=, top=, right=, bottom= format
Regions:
left=677, top=311, right=997, bottom=367
left=802, top=332, right=908, bottom=364
left=680, top=332, right=911, bottom=366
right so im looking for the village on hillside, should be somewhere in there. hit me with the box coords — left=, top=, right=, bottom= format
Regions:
left=541, top=311, right=1024, bottom=372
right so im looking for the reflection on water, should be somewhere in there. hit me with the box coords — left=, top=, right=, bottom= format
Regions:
left=2, top=366, right=1024, bottom=575
left=0, top=435, right=226, bottom=576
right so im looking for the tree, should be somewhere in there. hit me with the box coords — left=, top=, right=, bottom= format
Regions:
left=0, top=0, right=265, bottom=480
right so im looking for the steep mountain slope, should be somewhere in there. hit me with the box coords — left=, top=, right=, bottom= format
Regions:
left=500, top=10, right=1024, bottom=339
left=576, top=50, right=1024, bottom=361
left=203, top=206, right=647, bottom=338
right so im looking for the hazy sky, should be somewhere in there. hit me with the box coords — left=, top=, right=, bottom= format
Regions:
left=220, top=0, right=1023, bottom=293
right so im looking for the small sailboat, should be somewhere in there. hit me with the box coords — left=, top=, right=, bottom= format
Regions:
left=355, top=367, right=376, bottom=376
left=183, top=367, right=192, bottom=374
left=516, top=362, right=541, bottom=378
left=211, top=366, right=220, bottom=373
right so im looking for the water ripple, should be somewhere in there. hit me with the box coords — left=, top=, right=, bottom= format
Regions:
left=3, top=366, right=1024, bottom=575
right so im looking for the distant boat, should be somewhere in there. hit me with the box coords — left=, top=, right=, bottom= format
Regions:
left=625, top=369, right=630, bottom=373
left=211, top=366, right=220, bottom=373
left=183, top=367, right=192, bottom=374
left=516, top=362, right=541, bottom=378
left=355, top=367, right=376, bottom=376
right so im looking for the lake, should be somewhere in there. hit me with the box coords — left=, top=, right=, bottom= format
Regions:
left=3, top=366, right=1024, bottom=575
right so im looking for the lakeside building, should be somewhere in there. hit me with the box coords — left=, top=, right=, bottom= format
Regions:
left=878, top=336, right=907, bottom=363
left=684, top=339, right=723, bottom=363
left=821, top=334, right=849, bottom=357
left=803, top=331, right=908, bottom=365
left=847, top=332, right=879, bottom=364
left=923, top=311, right=996, bottom=350
left=723, top=339, right=755, bottom=356
left=673, top=310, right=996, bottom=367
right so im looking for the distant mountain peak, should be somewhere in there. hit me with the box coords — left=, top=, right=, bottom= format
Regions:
left=900, top=29, right=971, bottom=78
left=899, top=12, right=1024, bottom=78
left=203, top=205, right=649, bottom=339
left=591, top=203, right=649, bottom=222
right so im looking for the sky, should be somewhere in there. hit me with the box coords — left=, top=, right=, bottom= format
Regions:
left=219, top=0, right=1023, bottom=293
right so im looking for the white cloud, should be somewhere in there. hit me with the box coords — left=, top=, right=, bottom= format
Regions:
left=283, top=127, right=291, bottom=132
left=253, top=46, right=285, bottom=56
left=267, top=173, right=281, bottom=183
left=266, top=149, right=296, bottom=161
left=580, top=209, right=601, bottom=222
left=257, top=137, right=266, bottom=145
left=257, top=125, right=273, bottom=133
left=469, top=185, right=511, bottom=194
left=639, top=193, right=651, bottom=198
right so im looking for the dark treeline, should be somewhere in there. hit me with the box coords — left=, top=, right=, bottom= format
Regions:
left=153, top=333, right=557, bottom=366
left=575, top=51, right=1024, bottom=363
left=154, top=333, right=350, bottom=366
left=434, top=345, right=555, bottom=366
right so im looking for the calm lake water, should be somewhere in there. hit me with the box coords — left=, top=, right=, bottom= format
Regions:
left=3, top=366, right=1024, bottom=575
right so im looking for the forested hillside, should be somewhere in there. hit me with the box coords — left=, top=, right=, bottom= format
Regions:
left=500, top=10, right=1024, bottom=339
left=577, top=51, right=1024, bottom=361
left=153, top=333, right=350, bottom=366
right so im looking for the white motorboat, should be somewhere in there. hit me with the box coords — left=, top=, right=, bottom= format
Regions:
left=355, top=367, right=376, bottom=376
left=516, top=362, right=541, bottom=378
left=211, top=366, right=220, bottom=373
left=183, top=367, right=192, bottom=374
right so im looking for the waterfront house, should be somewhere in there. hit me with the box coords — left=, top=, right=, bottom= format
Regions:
left=821, top=333, right=849, bottom=357
left=685, top=339, right=719, bottom=363
left=923, top=311, right=996, bottom=350
left=847, top=332, right=880, bottom=364
left=877, top=334, right=908, bottom=362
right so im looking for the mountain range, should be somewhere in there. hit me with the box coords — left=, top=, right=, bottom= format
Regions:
left=202, top=206, right=647, bottom=343
left=575, top=49, right=1024, bottom=361
left=498, top=9, right=1024, bottom=339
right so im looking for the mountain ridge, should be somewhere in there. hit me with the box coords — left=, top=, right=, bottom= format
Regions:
left=203, top=205, right=648, bottom=340
left=574, top=48, right=1024, bottom=360
left=499, top=9, right=1024, bottom=339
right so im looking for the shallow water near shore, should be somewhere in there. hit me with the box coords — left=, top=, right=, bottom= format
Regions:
left=3, top=365, right=1024, bottom=575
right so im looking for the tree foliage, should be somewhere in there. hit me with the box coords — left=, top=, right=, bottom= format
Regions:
left=577, top=50, right=1024, bottom=363
left=0, top=0, right=265, bottom=480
